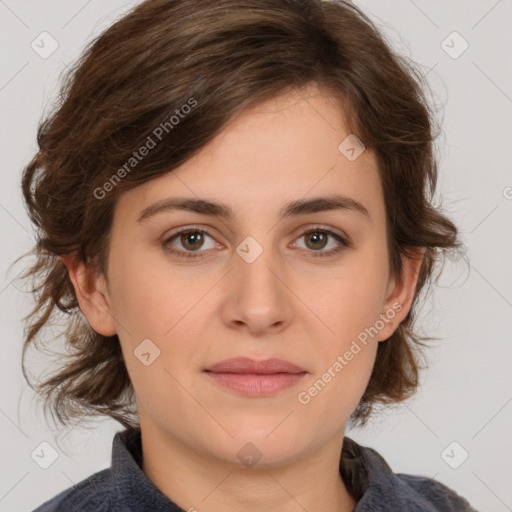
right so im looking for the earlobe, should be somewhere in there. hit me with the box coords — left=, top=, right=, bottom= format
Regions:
left=378, top=247, right=424, bottom=342
left=60, top=254, right=117, bottom=337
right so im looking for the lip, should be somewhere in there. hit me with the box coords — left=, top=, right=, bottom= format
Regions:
left=203, top=357, right=307, bottom=397
left=204, top=357, right=306, bottom=374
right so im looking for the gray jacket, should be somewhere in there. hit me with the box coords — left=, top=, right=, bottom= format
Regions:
left=33, top=428, right=478, bottom=511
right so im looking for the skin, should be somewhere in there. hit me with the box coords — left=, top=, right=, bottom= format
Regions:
left=62, top=84, right=423, bottom=512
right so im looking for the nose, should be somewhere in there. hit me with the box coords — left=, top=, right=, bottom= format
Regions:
left=220, top=243, right=294, bottom=336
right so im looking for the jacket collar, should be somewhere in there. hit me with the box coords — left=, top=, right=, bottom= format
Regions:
left=112, top=428, right=183, bottom=511
left=111, top=427, right=436, bottom=511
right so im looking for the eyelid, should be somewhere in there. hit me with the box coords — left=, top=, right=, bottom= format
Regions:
left=163, top=224, right=219, bottom=244
left=163, top=223, right=348, bottom=242
left=293, top=223, right=350, bottom=243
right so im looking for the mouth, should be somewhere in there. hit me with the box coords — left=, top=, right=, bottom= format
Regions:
left=203, top=357, right=307, bottom=397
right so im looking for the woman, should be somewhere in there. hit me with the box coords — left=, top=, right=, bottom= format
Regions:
left=20, top=0, right=477, bottom=510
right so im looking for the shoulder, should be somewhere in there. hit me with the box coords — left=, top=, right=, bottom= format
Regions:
left=341, top=437, right=479, bottom=511
left=31, top=468, right=116, bottom=512
left=395, top=472, right=479, bottom=512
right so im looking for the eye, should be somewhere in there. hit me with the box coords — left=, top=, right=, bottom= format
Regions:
left=162, top=225, right=350, bottom=260
left=293, top=226, right=349, bottom=258
left=163, top=226, right=218, bottom=259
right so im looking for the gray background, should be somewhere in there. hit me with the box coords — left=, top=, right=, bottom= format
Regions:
left=1, top=1, right=511, bottom=511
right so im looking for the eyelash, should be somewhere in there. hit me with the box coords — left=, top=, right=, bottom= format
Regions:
left=162, top=225, right=350, bottom=260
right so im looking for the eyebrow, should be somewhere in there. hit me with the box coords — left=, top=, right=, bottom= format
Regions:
left=136, top=194, right=371, bottom=224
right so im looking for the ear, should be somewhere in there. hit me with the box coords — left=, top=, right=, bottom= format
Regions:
left=60, top=254, right=117, bottom=337
left=377, top=247, right=424, bottom=342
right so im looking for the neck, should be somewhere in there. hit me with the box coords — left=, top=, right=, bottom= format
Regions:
left=140, top=424, right=357, bottom=512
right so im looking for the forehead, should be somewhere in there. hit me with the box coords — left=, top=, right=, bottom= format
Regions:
left=113, top=86, right=383, bottom=227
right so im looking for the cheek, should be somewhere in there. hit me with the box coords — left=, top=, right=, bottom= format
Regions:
left=107, top=247, right=192, bottom=339
left=315, top=261, right=390, bottom=343
left=107, top=250, right=214, bottom=396
left=299, top=253, right=388, bottom=403
left=297, top=293, right=379, bottom=417
left=295, top=337, right=378, bottom=437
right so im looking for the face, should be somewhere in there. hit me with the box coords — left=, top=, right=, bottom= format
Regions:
left=66, top=84, right=420, bottom=467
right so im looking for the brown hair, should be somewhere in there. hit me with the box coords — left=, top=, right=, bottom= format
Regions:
left=18, top=0, right=463, bottom=430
